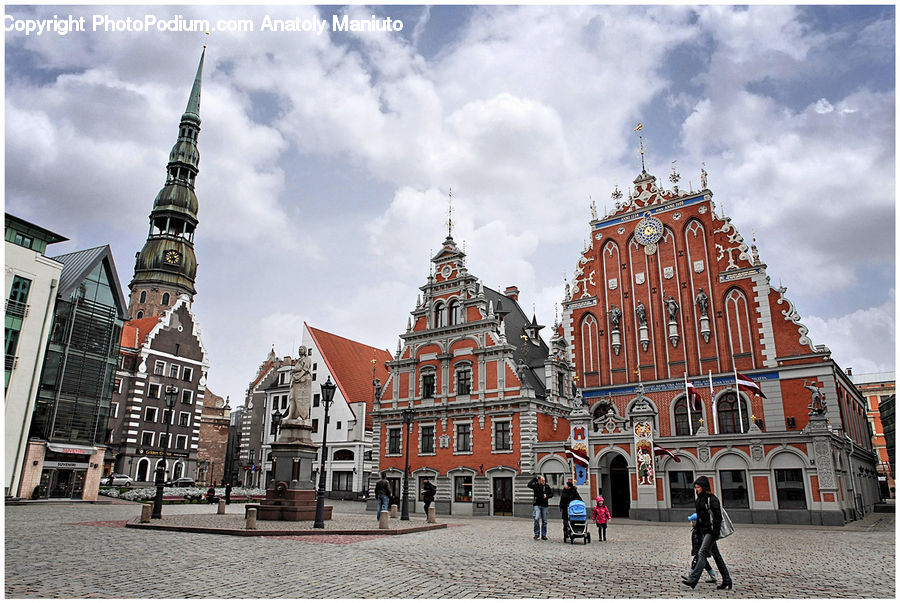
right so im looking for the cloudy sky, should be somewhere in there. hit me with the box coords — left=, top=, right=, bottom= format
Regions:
left=6, top=4, right=895, bottom=406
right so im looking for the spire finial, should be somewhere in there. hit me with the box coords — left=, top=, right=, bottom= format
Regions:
left=633, top=123, right=645, bottom=173
left=447, top=188, right=453, bottom=239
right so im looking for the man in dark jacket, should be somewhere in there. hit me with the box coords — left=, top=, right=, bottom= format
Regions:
left=527, top=475, right=554, bottom=540
left=558, top=479, right=583, bottom=541
left=682, top=476, right=733, bottom=590
left=422, top=477, right=436, bottom=515
left=374, top=472, right=392, bottom=521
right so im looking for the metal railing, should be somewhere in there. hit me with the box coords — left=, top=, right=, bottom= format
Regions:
left=5, top=299, right=28, bottom=318
left=5, top=356, right=18, bottom=371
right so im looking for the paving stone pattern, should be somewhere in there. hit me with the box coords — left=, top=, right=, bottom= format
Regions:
left=5, top=499, right=895, bottom=598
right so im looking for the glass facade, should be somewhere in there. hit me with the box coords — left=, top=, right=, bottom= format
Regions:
left=29, top=259, right=122, bottom=446
left=719, top=469, right=749, bottom=508
left=669, top=470, right=695, bottom=507
left=775, top=468, right=807, bottom=510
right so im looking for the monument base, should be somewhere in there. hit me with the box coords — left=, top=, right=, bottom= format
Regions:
left=256, top=486, right=332, bottom=521
left=260, top=425, right=331, bottom=521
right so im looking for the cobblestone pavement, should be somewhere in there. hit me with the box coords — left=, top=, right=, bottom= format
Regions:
left=5, top=499, right=895, bottom=598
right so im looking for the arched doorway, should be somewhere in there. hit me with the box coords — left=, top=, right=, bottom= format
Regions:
left=609, top=455, right=631, bottom=517
left=136, top=459, right=150, bottom=482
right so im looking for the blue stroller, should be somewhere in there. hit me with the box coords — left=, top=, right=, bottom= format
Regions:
left=564, top=499, right=591, bottom=544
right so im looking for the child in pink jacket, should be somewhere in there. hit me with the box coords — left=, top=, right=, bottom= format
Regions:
left=592, top=496, right=611, bottom=541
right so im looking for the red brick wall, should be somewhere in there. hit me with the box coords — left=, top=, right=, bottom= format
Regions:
left=753, top=476, right=770, bottom=501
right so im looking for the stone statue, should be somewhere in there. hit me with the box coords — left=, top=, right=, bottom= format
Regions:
left=373, top=378, right=383, bottom=402
left=804, top=380, right=827, bottom=415
left=286, top=346, right=312, bottom=422
left=635, top=301, right=647, bottom=327
left=695, top=288, right=709, bottom=317
left=665, top=296, right=679, bottom=321
left=608, top=305, right=622, bottom=331
left=700, top=165, right=708, bottom=190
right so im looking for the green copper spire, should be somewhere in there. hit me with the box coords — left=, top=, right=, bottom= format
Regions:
left=182, top=46, right=205, bottom=123
left=128, top=47, right=207, bottom=318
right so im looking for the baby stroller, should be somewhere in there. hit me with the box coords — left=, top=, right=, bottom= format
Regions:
left=564, top=499, right=591, bottom=544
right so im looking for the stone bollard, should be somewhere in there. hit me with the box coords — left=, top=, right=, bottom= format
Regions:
left=246, top=508, right=257, bottom=530
left=379, top=513, right=390, bottom=530
left=217, top=499, right=226, bottom=515
left=390, top=504, right=398, bottom=518
left=140, top=504, right=152, bottom=523
left=427, top=507, right=436, bottom=524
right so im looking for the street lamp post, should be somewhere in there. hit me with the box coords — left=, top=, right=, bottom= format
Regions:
left=400, top=407, right=414, bottom=520
left=151, top=385, right=178, bottom=519
left=270, top=409, right=283, bottom=487
left=313, top=376, right=337, bottom=529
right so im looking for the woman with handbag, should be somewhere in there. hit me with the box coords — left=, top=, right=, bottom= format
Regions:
left=681, top=476, right=733, bottom=590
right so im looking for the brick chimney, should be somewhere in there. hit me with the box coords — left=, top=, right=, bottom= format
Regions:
left=504, top=286, right=519, bottom=301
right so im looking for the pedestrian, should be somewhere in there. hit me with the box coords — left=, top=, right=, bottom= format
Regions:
left=374, top=472, right=392, bottom=521
left=422, top=477, right=436, bottom=516
left=592, top=496, right=611, bottom=541
left=558, top=479, right=582, bottom=541
left=526, top=474, right=554, bottom=540
left=684, top=513, right=717, bottom=584
left=206, top=485, right=217, bottom=504
left=682, top=476, right=733, bottom=590
left=224, top=482, right=232, bottom=505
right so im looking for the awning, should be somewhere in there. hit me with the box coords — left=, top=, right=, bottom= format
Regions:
left=47, top=443, right=98, bottom=455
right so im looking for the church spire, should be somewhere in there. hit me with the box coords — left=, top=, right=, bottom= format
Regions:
left=127, top=48, right=206, bottom=320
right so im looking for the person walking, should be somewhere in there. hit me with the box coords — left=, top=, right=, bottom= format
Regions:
left=374, top=472, right=392, bottom=521
left=527, top=475, right=554, bottom=540
left=224, top=482, right=232, bottom=505
left=592, top=496, right=611, bottom=541
left=558, top=479, right=582, bottom=541
left=682, top=476, right=732, bottom=590
left=684, top=513, right=717, bottom=584
left=422, top=477, right=436, bottom=516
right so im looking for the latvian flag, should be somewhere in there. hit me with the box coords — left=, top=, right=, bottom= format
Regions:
left=736, top=372, right=767, bottom=398
left=565, top=445, right=589, bottom=469
left=653, top=444, right=680, bottom=462
left=685, top=380, right=703, bottom=411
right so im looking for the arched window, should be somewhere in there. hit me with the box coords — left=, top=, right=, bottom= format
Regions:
left=333, top=449, right=355, bottom=461
left=139, top=290, right=147, bottom=303
left=673, top=397, right=701, bottom=436
left=136, top=459, right=149, bottom=482
left=136, top=311, right=144, bottom=319
left=448, top=300, right=462, bottom=325
left=162, top=292, right=170, bottom=306
left=434, top=302, right=445, bottom=328
left=717, top=392, right=749, bottom=434
left=580, top=314, right=599, bottom=374
left=172, top=462, right=183, bottom=479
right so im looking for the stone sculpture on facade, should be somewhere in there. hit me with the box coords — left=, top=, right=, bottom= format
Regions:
left=804, top=380, right=827, bottom=415
left=665, top=296, right=679, bottom=321
left=286, top=347, right=312, bottom=423
left=695, top=288, right=709, bottom=317
left=635, top=301, right=647, bottom=326
left=608, top=305, right=622, bottom=331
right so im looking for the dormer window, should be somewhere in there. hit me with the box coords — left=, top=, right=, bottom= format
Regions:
left=434, top=302, right=445, bottom=328
left=448, top=300, right=462, bottom=326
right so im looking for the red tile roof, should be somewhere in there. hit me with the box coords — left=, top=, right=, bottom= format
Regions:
left=306, top=323, right=392, bottom=431
left=120, top=315, right=165, bottom=349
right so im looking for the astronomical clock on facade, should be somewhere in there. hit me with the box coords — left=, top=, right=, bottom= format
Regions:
left=561, top=164, right=879, bottom=525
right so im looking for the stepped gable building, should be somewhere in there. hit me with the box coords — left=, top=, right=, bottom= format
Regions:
left=21, top=244, right=129, bottom=499
left=108, top=295, right=210, bottom=482
left=5, top=214, right=67, bottom=497
left=562, top=164, right=879, bottom=524
left=105, top=48, right=217, bottom=485
left=128, top=48, right=205, bottom=320
left=240, top=348, right=288, bottom=488
left=196, top=388, right=230, bottom=486
left=303, top=323, right=392, bottom=498
left=371, top=234, right=576, bottom=517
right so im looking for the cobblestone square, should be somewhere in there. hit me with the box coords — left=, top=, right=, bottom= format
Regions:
left=5, top=499, right=895, bottom=598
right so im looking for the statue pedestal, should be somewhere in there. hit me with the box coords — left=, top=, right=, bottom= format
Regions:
left=258, top=423, right=332, bottom=521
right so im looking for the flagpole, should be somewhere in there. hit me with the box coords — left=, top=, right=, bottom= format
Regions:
left=709, top=370, right=717, bottom=435
left=733, top=361, right=744, bottom=434
left=684, top=372, right=693, bottom=435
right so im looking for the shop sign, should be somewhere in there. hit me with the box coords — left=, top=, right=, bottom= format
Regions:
left=43, top=461, right=89, bottom=469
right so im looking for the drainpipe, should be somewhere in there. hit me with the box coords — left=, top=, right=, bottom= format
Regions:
left=11, top=278, right=58, bottom=498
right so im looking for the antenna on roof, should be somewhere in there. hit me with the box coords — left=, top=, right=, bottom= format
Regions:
left=446, top=187, right=454, bottom=239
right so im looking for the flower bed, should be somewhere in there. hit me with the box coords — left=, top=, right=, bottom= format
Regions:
left=100, top=486, right=265, bottom=503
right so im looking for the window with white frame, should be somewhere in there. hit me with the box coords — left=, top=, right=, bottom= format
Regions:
left=493, top=419, right=512, bottom=452
left=455, top=422, right=472, bottom=453
left=141, top=431, right=154, bottom=446
left=455, top=366, right=472, bottom=396
left=154, top=360, right=165, bottom=375
left=176, top=434, right=188, bottom=449
left=159, top=433, right=172, bottom=448
left=111, top=403, right=118, bottom=419
left=148, top=383, right=161, bottom=399
left=179, top=412, right=190, bottom=427
left=422, top=372, right=436, bottom=399
left=181, top=389, right=193, bottom=405
left=144, top=407, right=158, bottom=422
left=169, top=364, right=180, bottom=378
left=114, top=378, right=122, bottom=394
left=162, top=409, right=172, bottom=424
left=387, top=427, right=402, bottom=455
left=420, top=424, right=435, bottom=454
left=182, top=367, right=193, bottom=382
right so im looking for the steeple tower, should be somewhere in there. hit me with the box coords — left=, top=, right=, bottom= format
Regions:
left=128, top=48, right=205, bottom=319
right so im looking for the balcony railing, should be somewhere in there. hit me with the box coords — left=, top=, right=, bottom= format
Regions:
left=5, top=356, right=18, bottom=371
left=5, top=300, right=28, bottom=318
